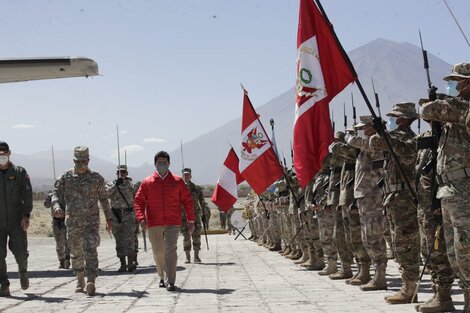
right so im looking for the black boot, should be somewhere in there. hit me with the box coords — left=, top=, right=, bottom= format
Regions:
left=127, top=256, right=137, bottom=272
left=118, top=257, right=127, bottom=272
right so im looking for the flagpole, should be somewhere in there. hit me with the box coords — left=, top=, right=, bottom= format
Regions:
left=240, top=85, right=302, bottom=209
left=313, top=0, right=418, bottom=204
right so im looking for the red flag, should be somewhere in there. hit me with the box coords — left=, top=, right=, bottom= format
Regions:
left=293, top=0, right=356, bottom=188
left=211, top=148, right=245, bottom=213
left=239, top=92, right=284, bottom=194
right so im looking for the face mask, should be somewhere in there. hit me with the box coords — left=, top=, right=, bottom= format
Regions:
left=446, top=80, right=459, bottom=97
left=387, top=117, right=398, bottom=131
left=155, top=163, right=169, bottom=176
left=74, top=163, right=88, bottom=173
left=0, top=155, right=9, bottom=166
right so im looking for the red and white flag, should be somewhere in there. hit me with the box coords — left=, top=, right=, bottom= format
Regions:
left=294, top=0, right=356, bottom=188
left=211, top=148, right=245, bottom=213
left=239, top=92, right=284, bottom=194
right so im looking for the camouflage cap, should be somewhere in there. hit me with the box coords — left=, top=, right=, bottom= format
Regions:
left=354, top=115, right=373, bottom=128
left=117, top=165, right=127, bottom=171
left=182, top=168, right=191, bottom=174
left=334, top=131, right=345, bottom=142
left=443, top=62, right=470, bottom=81
left=73, top=146, right=89, bottom=161
left=0, top=141, right=9, bottom=152
left=386, top=102, right=418, bottom=119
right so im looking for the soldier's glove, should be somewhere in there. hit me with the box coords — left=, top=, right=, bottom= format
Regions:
left=116, top=177, right=124, bottom=186
left=372, top=117, right=384, bottom=134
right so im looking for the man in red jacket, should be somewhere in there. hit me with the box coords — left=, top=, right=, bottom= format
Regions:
left=134, top=151, right=194, bottom=291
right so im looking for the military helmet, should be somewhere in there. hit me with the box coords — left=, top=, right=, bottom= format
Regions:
left=386, top=102, right=418, bottom=119
left=73, top=146, right=89, bottom=160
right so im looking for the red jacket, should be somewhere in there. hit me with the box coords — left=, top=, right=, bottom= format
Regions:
left=134, top=171, right=194, bottom=227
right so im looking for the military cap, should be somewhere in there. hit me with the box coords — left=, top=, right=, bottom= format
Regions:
left=354, top=115, right=373, bottom=128
left=182, top=168, right=191, bottom=174
left=117, top=165, right=127, bottom=171
left=386, top=102, right=418, bottom=119
left=73, top=146, right=89, bottom=161
left=443, top=62, right=470, bottom=81
left=334, top=131, right=345, bottom=142
left=0, top=141, right=9, bottom=152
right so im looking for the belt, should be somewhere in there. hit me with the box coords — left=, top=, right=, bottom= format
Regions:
left=344, top=163, right=355, bottom=171
left=437, top=167, right=470, bottom=185
left=372, top=159, right=384, bottom=170
left=112, top=207, right=133, bottom=212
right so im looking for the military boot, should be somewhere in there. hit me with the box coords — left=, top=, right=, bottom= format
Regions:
left=19, top=271, right=29, bottom=290
left=289, top=249, right=303, bottom=261
left=59, top=259, right=65, bottom=269
left=385, top=279, right=417, bottom=304
left=418, top=284, right=454, bottom=313
left=329, top=263, right=353, bottom=280
left=194, top=250, right=201, bottom=263
left=361, top=265, right=387, bottom=291
left=118, top=257, right=127, bottom=272
left=463, top=288, right=470, bottom=313
left=269, top=242, right=282, bottom=252
left=134, top=254, right=139, bottom=266
left=415, top=283, right=436, bottom=312
left=75, top=272, right=85, bottom=293
left=294, top=247, right=310, bottom=264
left=0, top=284, right=10, bottom=297
left=64, top=258, right=71, bottom=269
left=185, top=251, right=191, bottom=264
left=318, top=260, right=338, bottom=276
left=281, top=246, right=292, bottom=256
left=86, top=275, right=96, bottom=296
left=127, top=256, right=137, bottom=272
left=349, top=262, right=371, bottom=286
left=302, top=248, right=325, bottom=271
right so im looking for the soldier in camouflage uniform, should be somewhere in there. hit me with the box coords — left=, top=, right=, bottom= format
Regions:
left=0, top=141, right=32, bottom=297
left=333, top=130, right=371, bottom=285
left=421, top=62, right=470, bottom=312
left=327, top=132, right=354, bottom=280
left=370, top=103, right=420, bottom=304
left=106, top=165, right=137, bottom=272
left=219, top=211, right=227, bottom=230
left=181, top=168, right=210, bottom=264
left=346, top=116, right=388, bottom=291
left=286, top=169, right=305, bottom=261
left=44, top=191, right=70, bottom=269
left=52, top=146, right=112, bottom=296
left=266, top=192, right=282, bottom=251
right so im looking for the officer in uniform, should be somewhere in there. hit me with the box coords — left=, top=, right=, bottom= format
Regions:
left=0, top=141, right=32, bottom=297
left=181, top=168, right=209, bottom=263
left=44, top=190, right=70, bottom=269
left=421, top=62, right=470, bottom=312
left=52, top=146, right=112, bottom=296
left=107, top=165, right=137, bottom=272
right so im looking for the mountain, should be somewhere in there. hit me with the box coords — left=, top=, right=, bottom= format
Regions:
left=21, top=38, right=452, bottom=189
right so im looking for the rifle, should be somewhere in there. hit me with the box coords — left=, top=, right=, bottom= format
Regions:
left=281, top=151, right=287, bottom=169
left=331, top=109, right=335, bottom=132
left=371, top=77, right=382, bottom=117
left=343, top=102, right=347, bottom=131
left=351, top=93, right=357, bottom=125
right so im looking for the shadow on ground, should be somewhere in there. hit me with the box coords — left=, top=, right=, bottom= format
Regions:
left=178, top=288, right=236, bottom=295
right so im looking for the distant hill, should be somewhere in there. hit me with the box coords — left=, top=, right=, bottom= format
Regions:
left=21, top=38, right=451, bottom=189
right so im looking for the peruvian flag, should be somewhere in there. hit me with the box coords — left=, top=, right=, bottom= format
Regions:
left=239, top=91, right=284, bottom=194
left=211, top=148, right=245, bottom=213
left=294, top=0, right=356, bottom=188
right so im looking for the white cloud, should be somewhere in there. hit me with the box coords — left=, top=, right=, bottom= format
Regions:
left=13, top=123, right=36, bottom=129
left=143, top=137, right=167, bottom=143
left=111, top=144, right=144, bottom=159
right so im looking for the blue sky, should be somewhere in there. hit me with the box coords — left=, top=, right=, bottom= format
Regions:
left=1, top=0, right=469, bottom=166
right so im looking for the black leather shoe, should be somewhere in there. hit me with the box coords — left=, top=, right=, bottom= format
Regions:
left=159, top=280, right=165, bottom=288
left=166, top=283, right=176, bottom=291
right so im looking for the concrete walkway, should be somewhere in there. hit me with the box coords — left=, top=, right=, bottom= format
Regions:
left=1, top=234, right=464, bottom=312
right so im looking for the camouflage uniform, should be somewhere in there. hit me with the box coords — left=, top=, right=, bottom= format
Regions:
left=370, top=102, right=420, bottom=304
left=52, top=147, right=112, bottom=294
left=181, top=181, right=206, bottom=253
left=333, top=139, right=371, bottom=282
left=44, top=192, right=70, bottom=268
left=328, top=136, right=354, bottom=279
left=347, top=120, right=388, bottom=290
left=106, top=168, right=137, bottom=270
left=421, top=69, right=470, bottom=310
left=0, top=155, right=32, bottom=295
left=287, top=170, right=307, bottom=261
left=219, top=211, right=227, bottom=229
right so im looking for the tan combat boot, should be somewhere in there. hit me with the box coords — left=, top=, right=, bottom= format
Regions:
left=318, top=260, right=338, bottom=276
left=419, top=284, right=454, bottom=313
left=289, top=249, right=303, bottom=261
left=385, top=279, right=417, bottom=304
left=194, top=250, right=201, bottom=263
left=361, top=265, right=387, bottom=291
left=349, top=262, right=371, bottom=286
left=281, top=246, right=292, bottom=256
left=302, top=248, right=325, bottom=271
left=86, top=275, right=96, bottom=296
left=294, top=247, right=310, bottom=264
left=415, top=283, right=436, bottom=312
left=185, top=251, right=191, bottom=264
left=75, top=272, right=85, bottom=293
left=329, top=263, right=353, bottom=280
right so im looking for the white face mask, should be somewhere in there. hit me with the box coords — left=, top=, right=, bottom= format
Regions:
left=446, top=80, right=459, bottom=97
left=0, top=155, right=9, bottom=166
left=387, top=117, right=398, bottom=131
